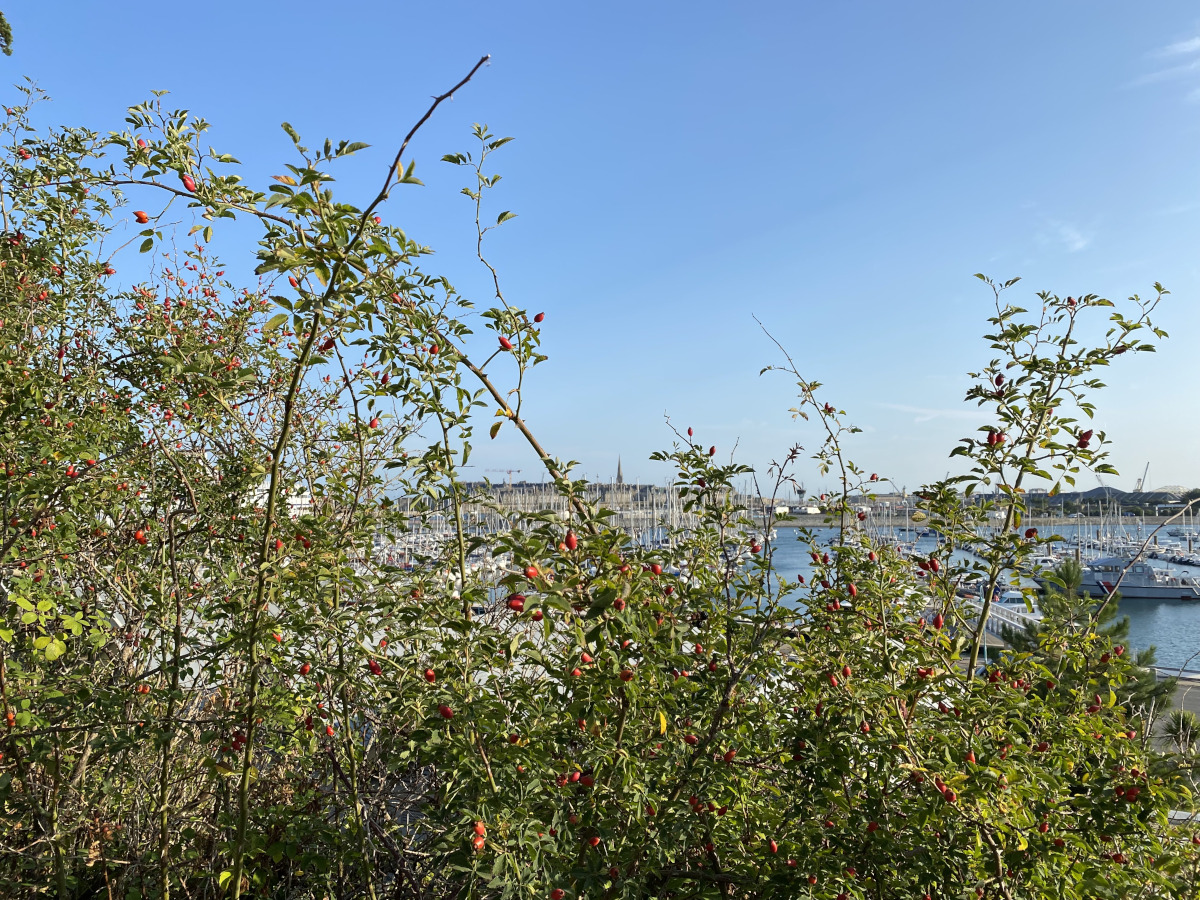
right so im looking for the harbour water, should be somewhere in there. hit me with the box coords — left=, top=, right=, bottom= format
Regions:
left=768, top=524, right=1200, bottom=673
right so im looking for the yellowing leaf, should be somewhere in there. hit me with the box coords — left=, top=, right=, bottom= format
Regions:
left=658, top=711, right=667, bottom=735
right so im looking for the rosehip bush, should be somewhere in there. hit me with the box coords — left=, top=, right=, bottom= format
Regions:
left=0, top=69, right=1196, bottom=900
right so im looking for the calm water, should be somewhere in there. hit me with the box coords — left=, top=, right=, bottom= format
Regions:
left=766, top=525, right=1200, bottom=673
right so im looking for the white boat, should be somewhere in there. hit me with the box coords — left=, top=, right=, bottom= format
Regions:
left=1045, top=556, right=1200, bottom=601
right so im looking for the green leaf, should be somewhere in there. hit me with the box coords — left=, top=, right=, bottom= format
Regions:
left=263, top=313, right=288, bottom=334
left=496, top=210, right=517, bottom=225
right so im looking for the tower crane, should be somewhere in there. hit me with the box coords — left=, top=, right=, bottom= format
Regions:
left=1133, top=462, right=1150, bottom=493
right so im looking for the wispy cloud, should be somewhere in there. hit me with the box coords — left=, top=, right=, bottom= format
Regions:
left=880, top=403, right=978, bottom=424
left=1055, top=223, right=1089, bottom=252
left=1035, top=219, right=1091, bottom=253
left=1131, top=55, right=1200, bottom=86
left=1157, top=35, right=1200, bottom=57
left=1131, top=34, right=1200, bottom=88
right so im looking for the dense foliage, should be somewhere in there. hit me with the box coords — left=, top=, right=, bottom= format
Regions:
left=1, top=69, right=1198, bottom=899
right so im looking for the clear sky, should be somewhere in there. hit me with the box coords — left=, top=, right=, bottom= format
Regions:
left=7, top=2, right=1200, bottom=494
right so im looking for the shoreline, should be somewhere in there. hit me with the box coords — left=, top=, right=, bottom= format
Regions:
left=774, top=516, right=1187, bottom=529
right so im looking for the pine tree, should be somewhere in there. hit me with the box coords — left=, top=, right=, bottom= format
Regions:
left=1003, top=558, right=1177, bottom=716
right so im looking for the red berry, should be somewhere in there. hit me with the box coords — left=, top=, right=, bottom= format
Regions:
left=299, top=663, right=311, bottom=676
left=134, top=210, right=149, bottom=224
left=565, top=531, right=578, bottom=551
left=181, top=173, right=196, bottom=192
left=424, top=668, right=436, bottom=683
left=438, top=704, right=454, bottom=719
left=498, top=336, right=513, bottom=351
left=534, top=312, right=545, bottom=323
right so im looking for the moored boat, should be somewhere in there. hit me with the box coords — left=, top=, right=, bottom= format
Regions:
left=1039, top=556, right=1200, bottom=601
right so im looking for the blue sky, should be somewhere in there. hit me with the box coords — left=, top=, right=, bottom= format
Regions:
left=7, top=2, right=1200, bottom=493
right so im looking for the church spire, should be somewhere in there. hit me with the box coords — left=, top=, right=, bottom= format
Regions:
left=616, top=456, right=624, bottom=486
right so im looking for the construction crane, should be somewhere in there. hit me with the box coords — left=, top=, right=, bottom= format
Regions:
left=485, top=468, right=522, bottom=487
left=1133, top=462, right=1150, bottom=493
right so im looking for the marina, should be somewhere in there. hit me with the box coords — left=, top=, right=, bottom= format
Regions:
left=362, top=473, right=1200, bottom=670
left=769, top=523, right=1200, bottom=672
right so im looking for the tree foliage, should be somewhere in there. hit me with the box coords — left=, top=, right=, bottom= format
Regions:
left=0, top=71, right=1197, bottom=900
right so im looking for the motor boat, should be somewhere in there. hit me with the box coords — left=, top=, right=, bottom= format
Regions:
left=1041, top=556, right=1200, bottom=601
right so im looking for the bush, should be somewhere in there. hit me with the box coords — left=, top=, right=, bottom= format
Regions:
left=0, top=69, right=1196, bottom=899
